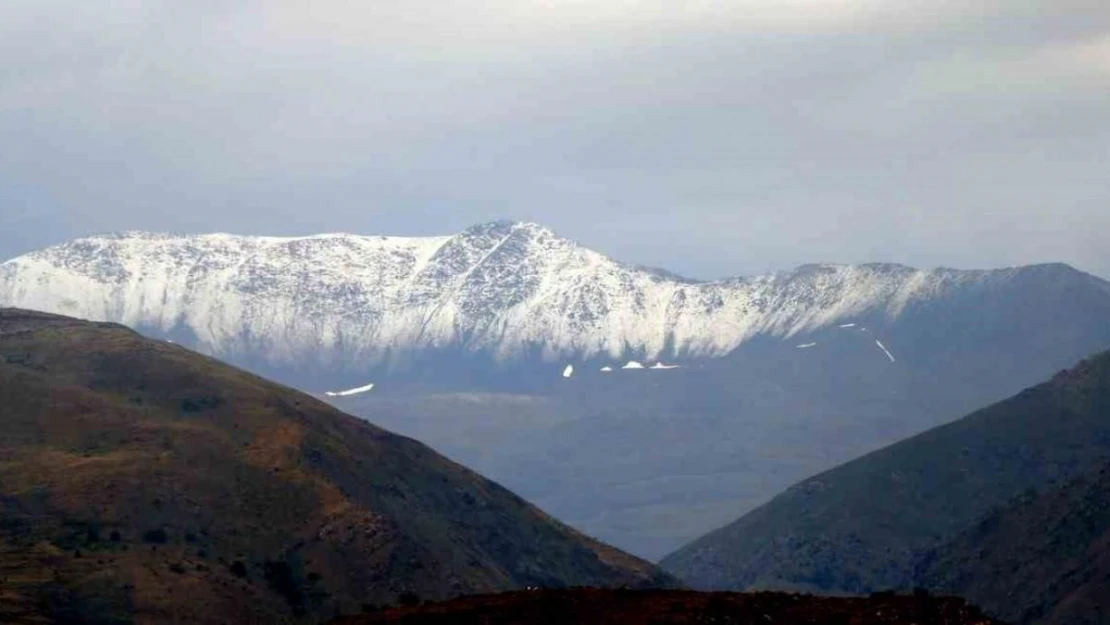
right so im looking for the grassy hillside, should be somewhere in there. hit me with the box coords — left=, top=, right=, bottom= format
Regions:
left=662, top=348, right=1110, bottom=593
left=0, top=309, right=673, bottom=624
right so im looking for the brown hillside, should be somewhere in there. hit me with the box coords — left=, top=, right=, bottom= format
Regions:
left=0, top=309, right=673, bottom=624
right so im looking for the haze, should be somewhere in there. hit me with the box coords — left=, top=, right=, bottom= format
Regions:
left=1, top=1, right=1107, bottom=279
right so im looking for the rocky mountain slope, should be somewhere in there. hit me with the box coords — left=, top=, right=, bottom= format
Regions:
left=0, top=309, right=673, bottom=624
left=661, top=349, right=1110, bottom=594
left=918, top=462, right=1110, bottom=625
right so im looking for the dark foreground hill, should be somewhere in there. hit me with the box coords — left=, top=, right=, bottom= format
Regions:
left=918, top=462, right=1110, bottom=624
left=662, top=349, right=1110, bottom=593
left=0, top=309, right=673, bottom=624
left=328, top=588, right=1002, bottom=625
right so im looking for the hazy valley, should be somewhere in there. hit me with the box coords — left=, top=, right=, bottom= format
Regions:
left=6, top=222, right=1110, bottom=559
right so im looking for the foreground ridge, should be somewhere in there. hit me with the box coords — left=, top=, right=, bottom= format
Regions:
left=329, top=588, right=1002, bottom=625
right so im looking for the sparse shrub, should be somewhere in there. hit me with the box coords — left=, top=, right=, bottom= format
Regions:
left=230, top=561, right=248, bottom=578
left=142, top=528, right=168, bottom=544
left=181, top=396, right=223, bottom=413
left=264, top=559, right=306, bottom=616
left=705, top=594, right=731, bottom=617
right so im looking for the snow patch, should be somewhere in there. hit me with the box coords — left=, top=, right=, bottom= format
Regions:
left=874, top=340, right=896, bottom=363
left=651, top=362, right=680, bottom=370
left=562, top=364, right=574, bottom=378
left=622, top=361, right=646, bottom=370
left=838, top=323, right=856, bottom=328
left=324, top=383, right=375, bottom=397
left=600, top=366, right=613, bottom=372
left=796, top=342, right=817, bottom=349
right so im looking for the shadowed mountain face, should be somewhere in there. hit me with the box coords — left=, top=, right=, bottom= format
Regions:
left=5, top=223, right=1110, bottom=559
left=918, top=463, right=1110, bottom=625
left=661, top=349, right=1110, bottom=594
left=0, top=309, right=673, bottom=624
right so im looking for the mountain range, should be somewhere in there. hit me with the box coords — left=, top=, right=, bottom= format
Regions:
left=5, top=221, right=1110, bottom=558
left=6, top=221, right=1107, bottom=389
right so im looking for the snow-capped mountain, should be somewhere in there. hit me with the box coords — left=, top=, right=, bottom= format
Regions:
left=0, top=220, right=1042, bottom=372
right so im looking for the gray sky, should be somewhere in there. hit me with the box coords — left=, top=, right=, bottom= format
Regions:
left=2, top=1, right=1108, bottom=279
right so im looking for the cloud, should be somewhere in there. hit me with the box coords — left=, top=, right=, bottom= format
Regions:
left=1, top=1, right=1107, bottom=279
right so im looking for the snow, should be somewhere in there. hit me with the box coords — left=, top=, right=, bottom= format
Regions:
left=324, top=383, right=375, bottom=397
left=874, top=339, right=896, bottom=363
left=600, top=366, right=613, bottom=372
left=562, top=364, right=574, bottom=378
left=796, top=342, right=817, bottom=349
left=622, top=361, right=646, bottom=370
left=650, top=362, right=680, bottom=369
left=838, top=323, right=856, bottom=328
left=0, top=222, right=1002, bottom=370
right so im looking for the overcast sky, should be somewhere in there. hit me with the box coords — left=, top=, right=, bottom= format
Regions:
left=1, top=1, right=1107, bottom=279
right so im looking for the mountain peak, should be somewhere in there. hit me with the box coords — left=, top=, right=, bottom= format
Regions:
left=455, top=220, right=561, bottom=242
